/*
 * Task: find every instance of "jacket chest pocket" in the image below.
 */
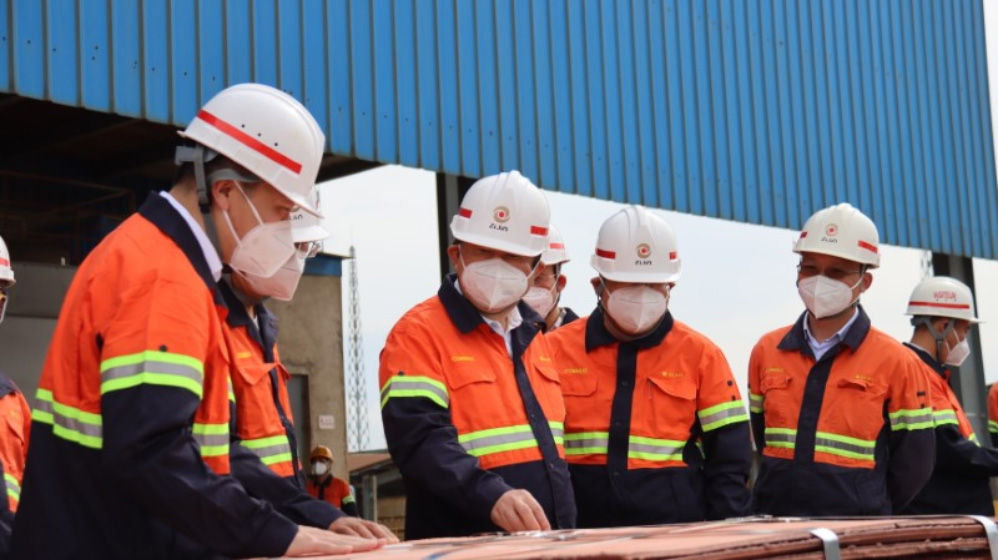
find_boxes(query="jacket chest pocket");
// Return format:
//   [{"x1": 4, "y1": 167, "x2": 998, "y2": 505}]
[
  {"x1": 447, "y1": 366, "x2": 498, "y2": 420},
  {"x1": 829, "y1": 377, "x2": 887, "y2": 435},
  {"x1": 645, "y1": 376, "x2": 697, "y2": 435},
  {"x1": 758, "y1": 373, "x2": 794, "y2": 427}
]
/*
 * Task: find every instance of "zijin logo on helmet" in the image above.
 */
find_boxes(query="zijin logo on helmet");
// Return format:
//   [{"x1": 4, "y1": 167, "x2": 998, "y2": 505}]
[
  {"x1": 821, "y1": 223, "x2": 839, "y2": 243},
  {"x1": 493, "y1": 207, "x2": 511, "y2": 223},
  {"x1": 634, "y1": 243, "x2": 653, "y2": 266}
]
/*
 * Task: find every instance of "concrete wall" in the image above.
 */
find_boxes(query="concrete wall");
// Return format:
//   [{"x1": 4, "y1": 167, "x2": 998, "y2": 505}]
[
  {"x1": 0, "y1": 262, "x2": 76, "y2": 400},
  {"x1": 268, "y1": 270, "x2": 349, "y2": 481}
]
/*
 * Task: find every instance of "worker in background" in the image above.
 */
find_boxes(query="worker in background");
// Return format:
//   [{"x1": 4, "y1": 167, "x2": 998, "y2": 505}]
[
  {"x1": 748, "y1": 203, "x2": 934, "y2": 516},
  {"x1": 547, "y1": 206, "x2": 751, "y2": 527},
  {"x1": 225, "y1": 190, "x2": 396, "y2": 540},
  {"x1": 988, "y1": 383, "x2": 998, "y2": 448},
  {"x1": 380, "y1": 171, "x2": 575, "y2": 539},
  {"x1": 0, "y1": 236, "x2": 32, "y2": 555},
  {"x1": 307, "y1": 445, "x2": 359, "y2": 517},
  {"x1": 10, "y1": 83, "x2": 381, "y2": 559},
  {"x1": 899, "y1": 276, "x2": 998, "y2": 515},
  {"x1": 522, "y1": 225, "x2": 579, "y2": 332}
]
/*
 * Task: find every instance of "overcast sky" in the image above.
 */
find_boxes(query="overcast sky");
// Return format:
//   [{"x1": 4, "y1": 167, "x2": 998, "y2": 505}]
[{"x1": 318, "y1": 6, "x2": 998, "y2": 452}]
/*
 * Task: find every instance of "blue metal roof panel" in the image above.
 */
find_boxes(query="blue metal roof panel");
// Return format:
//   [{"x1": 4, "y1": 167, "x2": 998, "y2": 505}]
[{"x1": 0, "y1": 0, "x2": 995, "y2": 258}]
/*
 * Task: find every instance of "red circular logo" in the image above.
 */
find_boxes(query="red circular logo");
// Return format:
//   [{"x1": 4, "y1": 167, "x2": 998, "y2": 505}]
[
  {"x1": 825, "y1": 224, "x2": 838, "y2": 237},
  {"x1": 636, "y1": 243, "x2": 652, "y2": 258},
  {"x1": 493, "y1": 206, "x2": 510, "y2": 223}
]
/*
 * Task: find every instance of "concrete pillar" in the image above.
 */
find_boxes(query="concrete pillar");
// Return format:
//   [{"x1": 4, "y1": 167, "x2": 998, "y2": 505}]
[{"x1": 268, "y1": 255, "x2": 350, "y2": 480}]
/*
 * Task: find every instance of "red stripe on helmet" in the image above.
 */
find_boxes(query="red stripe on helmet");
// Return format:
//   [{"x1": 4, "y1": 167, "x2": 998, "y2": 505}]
[
  {"x1": 530, "y1": 226, "x2": 548, "y2": 236},
  {"x1": 549, "y1": 243, "x2": 565, "y2": 250},
  {"x1": 857, "y1": 240, "x2": 878, "y2": 253},
  {"x1": 669, "y1": 251, "x2": 678, "y2": 260},
  {"x1": 196, "y1": 110, "x2": 304, "y2": 174},
  {"x1": 458, "y1": 208, "x2": 473, "y2": 218},
  {"x1": 799, "y1": 231, "x2": 808, "y2": 238},
  {"x1": 596, "y1": 248, "x2": 616, "y2": 259},
  {"x1": 908, "y1": 300, "x2": 971, "y2": 310},
  {"x1": 0, "y1": 258, "x2": 7, "y2": 267}
]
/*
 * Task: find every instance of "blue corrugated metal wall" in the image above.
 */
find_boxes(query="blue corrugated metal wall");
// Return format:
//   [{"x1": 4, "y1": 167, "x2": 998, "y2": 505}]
[{"x1": 1, "y1": 0, "x2": 995, "y2": 258}]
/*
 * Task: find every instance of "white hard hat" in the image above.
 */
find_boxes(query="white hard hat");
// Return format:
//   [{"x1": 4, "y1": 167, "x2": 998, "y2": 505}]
[
  {"x1": 0, "y1": 235, "x2": 13, "y2": 287},
  {"x1": 178, "y1": 83, "x2": 326, "y2": 217},
  {"x1": 591, "y1": 206, "x2": 681, "y2": 283},
  {"x1": 291, "y1": 188, "x2": 329, "y2": 244},
  {"x1": 793, "y1": 203, "x2": 880, "y2": 268},
  {"x1": 906, "y1": 276, "x2": 982, "y2": 323},
  {"x1": 541, "y1": 225, "x2": 570, "y2": 266},
  {"x1": 449, "y1": 170, "x2": 550, "y2": 257}
]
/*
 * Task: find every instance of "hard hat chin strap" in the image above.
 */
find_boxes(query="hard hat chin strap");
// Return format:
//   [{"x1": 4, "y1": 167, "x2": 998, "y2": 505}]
[
  {"x1": 913, "y1": 316, "x2": 954, "y2": 360},
  {"x1": 175, "y1": 145, "x2": 216, "y2": 214}
]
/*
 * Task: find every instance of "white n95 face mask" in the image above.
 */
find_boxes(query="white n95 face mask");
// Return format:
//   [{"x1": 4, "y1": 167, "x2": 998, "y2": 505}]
[
  {"x1": 223, "y1": 184, "x2": 299, "y2": 298},
  {"x1": 312, "y1": 462, "x2": 329, "y2": 476},
  {"x1": 460, "y1": 255, "x2": 531, "y2": 313},
  {"x1": 605, "y1": 285, "x2": 668, "y2": 334},
  {"x1": 944, "y1": 337, "x2": 971, "y2": 367},
  {"x1": 797, "y1": 275, "x2": 862, "y2": 319},
  {"x1": 522, "y1": 285, "x2": 557, "y2": 319}
]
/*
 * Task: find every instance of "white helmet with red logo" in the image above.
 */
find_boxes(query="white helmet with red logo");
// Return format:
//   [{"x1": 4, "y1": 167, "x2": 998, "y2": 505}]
[
  {"x1": 793, "y1": 203, "x2": 880, "y2": 268},
  {"x1": 541, "y1": 225, "x2": 570, "y2": 266},
  {"x1": 906, "y1": 276, "x2": 981, "y2": 323},
  {"x1": 177, "y1": 83, "x2": 325, "y2": 217},
  {"x1": 449, "y1": 170, "x2": 550, "y2": 257},
  {"x1": 591, "y1": 205, "x2": 681, "y2": 283},
  {"x1": 0, "y1": 235, "x2": 13, "y2": 287}
]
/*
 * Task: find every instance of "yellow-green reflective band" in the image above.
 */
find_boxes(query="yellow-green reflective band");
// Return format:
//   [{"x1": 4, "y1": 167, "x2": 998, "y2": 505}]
[
  {"x1": 698, "y1": 401, "x2": 749, "y2": 432},
  {"x1": 549, "y1": 421, "x2": 565, "y2": 446},
  {"x1": 989, "y1": 420, "x2": 998, "y2": 434},
  {"x1": 814, "y1": 431, "x2": 875, "y2": 461},
  {"x1": 749, "y1": 393, "x2": 764, "y2": 413},
  {"x1": 33, "y1": 389, "x2": 103, "y2": 449},
  {"x1": 241, "y1": 435, "x2": 293, "y2": 466},
  {"x1": 100, "y1": 350, "x2": 204, "y2": 398},
  {"x1": 628, "y1": 435, "x2": 685, "y2": 461},
  {"x1": 564, "y1": 431, "x2": 609, "y2": 455},
  {"x1": 342, "y1": 494, "x2": 356, "y2": 505},
  {"x1": 228, "y1": 379, "x2": 236, "y2": 403},
  {"x1": 379, "y1": 376, "x2": 448, "y2": 409},
  {"x1": 932, "y1": 409, "x2": 959, "y2": 428},
  {"x1": 970, "y1": 432, "x2": 981, "y2": 446},
  {"x1": 459, "y1": 424, "x2": 538, "y2": 457},
  {"x1": 4, "y1": 472, "x2": 19, "y2": 503},
  {"x1": 764, "y1": 427, "x2": 796, "y2": 450},
  {"x1": 193, "y1": 423, "x2": 229, "y2": 457},
  {"x1": 888, "y1": 408, "x2": 934, "y2": 431}
]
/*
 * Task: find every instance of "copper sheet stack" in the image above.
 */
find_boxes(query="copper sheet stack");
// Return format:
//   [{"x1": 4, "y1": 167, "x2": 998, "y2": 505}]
[{"x1": 272, "y1": 516, "x2": 998, "y2": 560}]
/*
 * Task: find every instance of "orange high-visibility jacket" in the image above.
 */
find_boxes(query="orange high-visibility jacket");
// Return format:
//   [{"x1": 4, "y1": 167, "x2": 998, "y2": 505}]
[
  {"x1": 548, "y1": 309, "x2": 752, "y2": 527},
  {"x1": 0, "y1": 375, "x2": 30, "y2": 515},
  {"x1": 307, "y1": 475, "x2": 358, "y2": 516},
  {"x1": 220, "y1": 280, "x2": 343, "y2": 529},
  {"x1": 9, "y1": 194, "x2": 297, "y2": 560},
  {"x1": 901, "y1": 343, "x2": 997, "y2": 516},
  {"x1": 748, "y1": 308, "x2": 935, "y2": 516},
  {"x1": 379, "y1": 275, "x2": 576, "y2": 539}
]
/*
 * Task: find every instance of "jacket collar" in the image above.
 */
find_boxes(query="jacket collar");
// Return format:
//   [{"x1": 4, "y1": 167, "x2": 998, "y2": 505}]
[
  {"x1": 584, "y1": 306, "x2": 674, "y2": 352},
  {"x1": 0, "y1": 374, "x2": 18, "y2": 398},
  {"x1": 139, "y1": 192, "x2": 225, "y2": 308},
  {"x1": 218, "y1": 279, "x2": 278, "y2": 360},
  {"x1": 904, "y1": 342, "x2": 949, "y2": 380},
  {"x1": 778, "y1": 305, "x2": 871, "y2": 354}
]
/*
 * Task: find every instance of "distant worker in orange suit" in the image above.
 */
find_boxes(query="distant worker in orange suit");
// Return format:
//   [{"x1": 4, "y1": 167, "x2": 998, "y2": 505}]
[
  {"x1": 0, "y1": 235, "x2": 31, "y2": 555},
  {"x1": 547, "y1": 206, "x2": 751, "y2": 527},
  {"x1": 307, "y1": 446, "x2": 359, "y2": 517},
  {"x1": 900, "y1": 276, "x2": 998, "y2": 516},
  {"x1": 748, "y1": 203, "x2": 934, "y2": 516},
  {"x1": 522, "y1": 225, "x2": 579, "y2": 332}
]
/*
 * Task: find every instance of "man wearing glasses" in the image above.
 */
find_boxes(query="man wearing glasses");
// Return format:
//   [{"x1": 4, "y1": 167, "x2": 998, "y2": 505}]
[{"x1": 748, "y1": 203, "x2": 934, "y2": 516}]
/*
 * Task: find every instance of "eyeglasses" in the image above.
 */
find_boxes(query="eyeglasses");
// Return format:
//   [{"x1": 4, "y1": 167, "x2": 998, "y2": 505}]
[
  {"x1": 295, "y1": 241, "x2": 321, "y2": 259},
  {"x1": 796, "y1": 264, "x2": 863, "y2": 281}
]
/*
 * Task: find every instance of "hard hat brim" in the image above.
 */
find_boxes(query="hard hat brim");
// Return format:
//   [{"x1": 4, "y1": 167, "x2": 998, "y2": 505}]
[{"x1": 452, "y1": 230, "x2": 544, "y2": 258}]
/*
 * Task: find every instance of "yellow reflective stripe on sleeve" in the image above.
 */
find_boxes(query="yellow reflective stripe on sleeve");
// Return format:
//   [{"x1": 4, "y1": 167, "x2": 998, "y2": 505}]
[
  {"x1": 888, "y1": 407, "x2": 934, "y2": 431},
  {"x1": 342, "y1": 494, "x2": 356, "y2": 505},
  {"x1": 240, "y1": 435, "x2": 293, "y2": 466},
  {"x1": 4, "y1": 472, "x2": 19, "y2": 504},
  {"x1": 100, "y1": 350, "x2": 204, "y2": 398},
  {"x1": 989, "y1": 419, "x2": 998, "y2": 434},
  {"x1": 698, "y1": 400, "x2": 749, "y2": 431},
  {"x1": 32, "y1": 388, "x2": 103, "y2": 449},
  {"x1": 193, "y1": 423, "x2": 229, "y2": 457},
  {"x1": 749, "y1": 393, "x2": 763, "y2": 413},
  {"x1": 379, "y1": 376, "x2": 448, "y2": 409}
]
